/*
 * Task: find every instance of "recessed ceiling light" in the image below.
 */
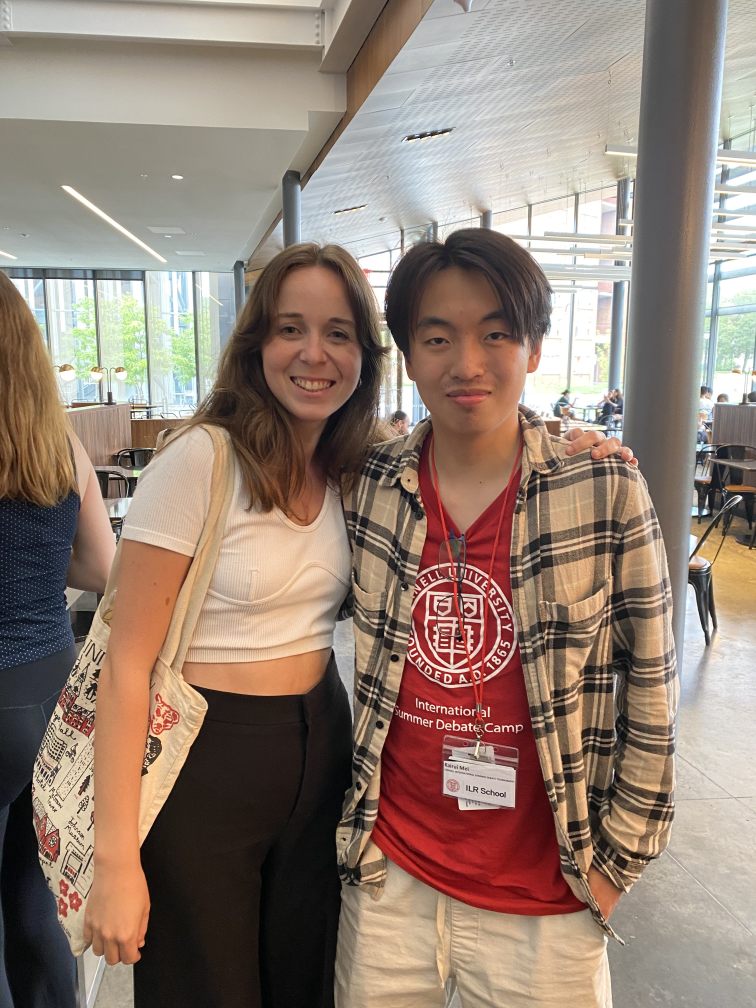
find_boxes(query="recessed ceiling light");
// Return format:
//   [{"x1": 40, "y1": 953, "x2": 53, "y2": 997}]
[
  {"x1": 61, "y1": 185, "x2": 167, "y2": 263},
  {"x1": 0, "y1": 249, "x2": 18, "y2": 260},
  {"x1": 402, "y1": 129, "x2": 454, "y2": 144},
  {"x1": 333, "y1": 205, "x2": 367, "y2": 215},
  {"x1": 172, "y1": 175, "x2": 184, "y2": 180}
]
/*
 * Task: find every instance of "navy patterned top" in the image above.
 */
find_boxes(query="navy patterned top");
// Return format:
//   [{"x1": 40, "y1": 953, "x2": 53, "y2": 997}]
[{"x1": 0, "y1": 489, "x2": 80, "y2": 669}]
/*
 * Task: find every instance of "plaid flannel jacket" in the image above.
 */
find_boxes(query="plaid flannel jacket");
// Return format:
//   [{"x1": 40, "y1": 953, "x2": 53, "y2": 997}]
[{"x1": 336, "y1": 407, "x2": 678, "y2": 937}]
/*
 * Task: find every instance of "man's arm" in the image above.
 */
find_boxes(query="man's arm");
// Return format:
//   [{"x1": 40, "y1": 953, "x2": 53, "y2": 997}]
[{"x1": 594, "y1": 469, "x2": 678, "y2": 894}]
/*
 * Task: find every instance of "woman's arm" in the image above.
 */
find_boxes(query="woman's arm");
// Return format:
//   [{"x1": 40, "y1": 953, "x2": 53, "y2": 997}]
[
  {"x1": 67, "y1": 433, "x2": 116, "y2": 593},
  {"x1": 85, "y1": 539, "x2": 192, "y2": 966}
]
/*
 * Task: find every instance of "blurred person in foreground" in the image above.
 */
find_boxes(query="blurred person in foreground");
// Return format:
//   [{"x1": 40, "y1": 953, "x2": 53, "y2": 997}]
[{"x1": 0, "y1": 271, "x2": 115, "y2": 1008}]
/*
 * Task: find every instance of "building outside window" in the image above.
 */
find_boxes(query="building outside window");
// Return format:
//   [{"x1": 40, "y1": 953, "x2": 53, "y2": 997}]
[
  {"x1": 46, "y1": 278, "x2": 99, "y2": 404},
  {"x1": 11, "y1": 277, "x2": 46, "y2": 341},
  {"x1": 195, "y1": 272, "x2": 236, "y2": 402},
  {"x1": 146, "y1": 271, "x2": 197, "y2": 413}
]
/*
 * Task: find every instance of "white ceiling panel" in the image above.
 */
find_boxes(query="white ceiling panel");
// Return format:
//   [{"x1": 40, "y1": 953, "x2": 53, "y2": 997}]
[{"x1": 283, "y1": 0, "x2": 756, "y2": 262}]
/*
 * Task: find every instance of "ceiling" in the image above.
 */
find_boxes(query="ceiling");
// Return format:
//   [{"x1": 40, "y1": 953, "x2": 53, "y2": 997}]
[
  {"x1": 0, "y1": 116, "x2": 327, "y2": 271},
  {"x1": 0, "y1": 0, "x2": 386, "y2": 271},
  {"x1": 255, "y1": 0, "x2": 756, "y2": 263}
]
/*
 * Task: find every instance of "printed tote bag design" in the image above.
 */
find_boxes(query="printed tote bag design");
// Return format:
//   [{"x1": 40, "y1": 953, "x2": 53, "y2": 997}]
[{"x1": 32, "y1": 424, "x2": 235, "y2": 955}]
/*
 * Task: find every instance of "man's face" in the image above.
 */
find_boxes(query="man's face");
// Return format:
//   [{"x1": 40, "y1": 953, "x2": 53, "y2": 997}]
[{"x1": 404, "y1": 267, "x2": 541, "y2": 440}]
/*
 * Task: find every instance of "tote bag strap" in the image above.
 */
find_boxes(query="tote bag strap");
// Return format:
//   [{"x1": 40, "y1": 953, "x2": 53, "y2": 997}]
[{"x1": 158, "y1": 424, "x2": 236, "y2": 673}]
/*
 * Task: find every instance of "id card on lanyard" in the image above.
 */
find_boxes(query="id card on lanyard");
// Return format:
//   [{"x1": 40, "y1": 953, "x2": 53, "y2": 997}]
[
  {"x1": 443, "y1": 737, "x2": 519, "y2": 810},
  {"x1": 429, "y1": 433, "x2": 523, "y2": 812}
]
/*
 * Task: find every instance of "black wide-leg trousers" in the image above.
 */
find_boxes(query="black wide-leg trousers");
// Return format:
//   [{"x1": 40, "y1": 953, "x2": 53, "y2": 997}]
[{"x1": 134, "y1": 655, "x2": 352, "y2": 1008}]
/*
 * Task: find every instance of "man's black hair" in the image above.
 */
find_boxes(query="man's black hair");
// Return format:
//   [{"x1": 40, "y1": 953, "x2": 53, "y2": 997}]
[{"x1": 384, "y1": 228, "x2": 552, "y2": 357}]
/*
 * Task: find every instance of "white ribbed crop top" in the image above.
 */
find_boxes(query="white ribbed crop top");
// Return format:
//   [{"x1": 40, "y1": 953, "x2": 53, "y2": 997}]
[{"x1": 120, "y1": 427, "x2": 351, "y2": 663}]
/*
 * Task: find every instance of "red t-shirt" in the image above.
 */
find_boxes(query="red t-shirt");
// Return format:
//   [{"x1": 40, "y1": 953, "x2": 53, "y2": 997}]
[{"x1": 372, "y1": 439, "x2": 584, "y2": 916}]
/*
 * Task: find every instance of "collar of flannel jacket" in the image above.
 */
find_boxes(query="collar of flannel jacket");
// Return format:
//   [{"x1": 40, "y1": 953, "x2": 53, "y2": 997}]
[{"x1": 376, "y1": 405, "x2": 565, "y2": 496}]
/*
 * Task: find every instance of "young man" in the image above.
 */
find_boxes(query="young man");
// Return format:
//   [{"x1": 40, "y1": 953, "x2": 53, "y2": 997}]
[
  {"x1": 699, "y1": 385, "x2": 713, "y2": 418},
  {"x1": 335, "y1": 229, "x2": 677, "y2": 1007}
]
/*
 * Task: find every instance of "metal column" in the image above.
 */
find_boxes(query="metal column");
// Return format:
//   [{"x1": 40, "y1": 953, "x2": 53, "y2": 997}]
[
  {"x1": 706, "y1": 139, "x2": 731, "y2": 388},
  {"x1": 282, "y1": 171, "x2": 301, "y2": 247},
  {"x1": 565, "y1": 192, "x2": 579, "y2": 389},
  {"x1": 609, "y1": 177, "x2": 630, "y2": 392},
  {"x1": 233, "y1": 260, "x2": 245, "y2": 318},
  {"x1": 624, "y1": 0, "x2": 728, "y2": 656},
  {"x1": 480, "y1": 210, "x2": 492, "y2": 229}
]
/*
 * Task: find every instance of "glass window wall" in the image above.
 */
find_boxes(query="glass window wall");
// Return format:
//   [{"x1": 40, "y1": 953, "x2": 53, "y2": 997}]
[
  {"x1": 46, "y1": 278, "x2": 100, "y2": 404},
  {"x1": 97, "y1": 279, "x2": 148, "y2": 403},
  {"x1": 195, "y1": 272, "x2": 236, "y2": 402},
  {"x1": 12, "y1": 277, "x2": 47, "y2": 342},
  {"x1": 3, "y1": 267, "x2": 234, "y2": 411},
  {"x1": 146, "y1": 271, "x2": 197, "y2": 414}
]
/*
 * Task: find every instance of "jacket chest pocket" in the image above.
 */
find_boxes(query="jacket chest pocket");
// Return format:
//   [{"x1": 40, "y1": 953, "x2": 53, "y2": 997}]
[{"x1": 538, "y1": 579, "x2": 613, "y2": 700}]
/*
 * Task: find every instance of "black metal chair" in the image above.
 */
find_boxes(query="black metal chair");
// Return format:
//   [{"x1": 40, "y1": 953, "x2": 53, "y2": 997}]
[
  {"x1": 95, "y1": 469, "x2": 128, "y2": 498},
  {"x1": 712, "y1": 444, "x2": 756, "y2": 538},
  {"x1": 114, "y1": 447, "x2": 155, "y2": 468},
  {"x1": 688, "y1": 495, "x2": 742, "y2": 645},
  {"x1": 693, "y1": 447, "x2": 715, "y2": 524}
]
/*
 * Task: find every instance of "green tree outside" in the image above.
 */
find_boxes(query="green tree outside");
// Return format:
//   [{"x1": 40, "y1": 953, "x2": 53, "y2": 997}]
[{"x1": 715, "y1": 289, "x2": 756, "y2": 372}]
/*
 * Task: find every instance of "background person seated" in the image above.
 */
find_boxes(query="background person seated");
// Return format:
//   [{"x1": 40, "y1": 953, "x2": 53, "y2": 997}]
[
  {"x1": 716, "y1": 393, "x2": 729, "y2": 403},
  {"x1": 699, "y1": 385, "x2": 713, "y2": 418},
  {"x1": 555, "y1": 388, "x2": 575, "y2": 419},
  {"x1": 597, "y1": 394, "x2": 616, "y2": 424}
]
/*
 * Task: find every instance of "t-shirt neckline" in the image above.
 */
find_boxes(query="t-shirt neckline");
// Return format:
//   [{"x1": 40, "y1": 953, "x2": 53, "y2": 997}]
[{"x1": 419, "y1": 438, "x2": 521, "y2": 542}]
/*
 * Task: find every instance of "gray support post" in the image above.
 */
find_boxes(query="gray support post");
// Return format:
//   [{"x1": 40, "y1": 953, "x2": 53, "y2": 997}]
[
  {"x1": 706, "y1": 139, "x2": 730, "y2": 388},
  {"x1": 624, "y1": 0, "x2": 728, "y2": 657},
  {"x1": 609, "y1": 178, "x2": 630, "y2": 392},
  {"x1": 566, "y1": 193, "x2": 579, "y2": 389},
  {"x1": 706, "y1": 261, "x2": 721, "y2": 389},
  {"x1": 480, "y1": 210, "x2": 492, "y2": 229},
  {"x1": 233, "y1": 260, "x2": 245, "y2": 318},
  {"x1": 282, "y1": 171, "x2": 301, "y2": 247},
  {"x1": 429, "y1": 221, "x2": 438, "y2": 242}
]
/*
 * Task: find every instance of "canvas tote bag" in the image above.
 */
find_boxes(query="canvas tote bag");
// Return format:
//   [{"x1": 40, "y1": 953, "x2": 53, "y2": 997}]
[{"x1": 32, "y1": 424, "x2": 236, "y2": 955}]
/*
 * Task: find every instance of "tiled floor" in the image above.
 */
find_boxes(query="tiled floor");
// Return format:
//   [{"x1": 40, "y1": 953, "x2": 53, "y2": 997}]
[{"x1": 89, "y1": 516, "x2": 756, "y2": 1008}]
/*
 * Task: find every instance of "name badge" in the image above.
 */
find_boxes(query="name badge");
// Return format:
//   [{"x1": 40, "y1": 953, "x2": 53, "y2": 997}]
[{"x1": 443, "y1": 757, "x2": 516, "y2": 809}]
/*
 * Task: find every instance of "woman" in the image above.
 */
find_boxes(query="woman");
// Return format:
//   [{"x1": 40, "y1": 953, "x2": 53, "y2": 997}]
[
  {"x1": 0, "y1": 271, "x2": 115, "y2": 1007},
  {"x1": 84, "y1": 244, "x2": 386, "y2": 1008}
]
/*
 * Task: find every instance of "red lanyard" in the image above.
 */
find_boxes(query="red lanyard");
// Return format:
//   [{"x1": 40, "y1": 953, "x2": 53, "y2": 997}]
[{"x1": 429, "y1": 432, "x2": 522, "y2": 740}]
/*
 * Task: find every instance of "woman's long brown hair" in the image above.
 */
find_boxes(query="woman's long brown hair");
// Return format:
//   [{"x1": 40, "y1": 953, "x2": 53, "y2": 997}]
[
  {"x1": 185, "y1": 243, "x2": 387, "y2": 512},
  {"x1": 0, "y1": 271, "x2": 77, "y2": 507}
]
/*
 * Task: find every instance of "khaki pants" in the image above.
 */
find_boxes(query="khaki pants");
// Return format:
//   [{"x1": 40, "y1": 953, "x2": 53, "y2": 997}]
[{"x1": 335, "y1": 858, "x2": 612, "y2": 1008}]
